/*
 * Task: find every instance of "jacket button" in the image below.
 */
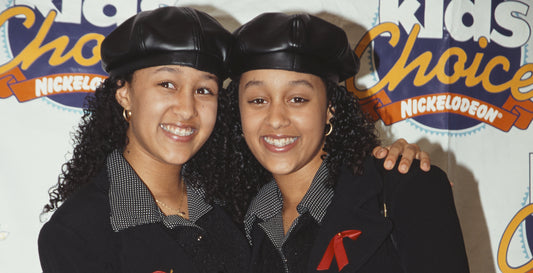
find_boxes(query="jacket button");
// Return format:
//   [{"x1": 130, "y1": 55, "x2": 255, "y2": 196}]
[{"x1": 197, "y1": 235, "x2": 203, "y2": 241}]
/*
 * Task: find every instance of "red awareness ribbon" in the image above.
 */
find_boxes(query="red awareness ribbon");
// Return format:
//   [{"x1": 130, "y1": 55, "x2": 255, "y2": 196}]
[{"x1": 317, "y1": 230, "x2": 362, "y2": 271}]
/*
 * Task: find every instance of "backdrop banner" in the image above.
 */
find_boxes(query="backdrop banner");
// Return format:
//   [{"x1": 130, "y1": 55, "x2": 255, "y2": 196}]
[{"x1": 0, "y1": 1, "x2": 531, "y2": 272}]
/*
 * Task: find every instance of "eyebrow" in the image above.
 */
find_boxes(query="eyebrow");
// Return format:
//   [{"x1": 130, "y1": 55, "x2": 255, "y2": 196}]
[
  {"x1": 154, "y1": 66, "x2": 182, "y2": 74},
  {"x1": 204, "y1": 74, "x2": 218, "y2": 82},
  {"x1": 243, "y1": 79, "x2": 314, "y2": 90},
  {"x1": 289, "y1": 79, "x2": 314, "y2": 88},
  {"x1": 243, "y1": 80, "x2": 264, "y2": 89}
]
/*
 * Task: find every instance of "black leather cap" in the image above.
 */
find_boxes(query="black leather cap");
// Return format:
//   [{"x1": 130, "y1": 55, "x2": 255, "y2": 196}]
[
  {"x1": 229, "y1": 13, "x2": 358, "y2": 82},
  {"x1": 101, "y1": 7, "x2": 233, "y2": 80}
]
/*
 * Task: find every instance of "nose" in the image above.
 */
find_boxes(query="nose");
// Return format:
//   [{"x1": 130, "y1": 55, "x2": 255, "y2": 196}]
[
  {"x1": 266, "y1": 101, "x2": 290, "y2": 129},
  {"x1": 172, "y1": 88, "x2": 197, "y2": 121}
]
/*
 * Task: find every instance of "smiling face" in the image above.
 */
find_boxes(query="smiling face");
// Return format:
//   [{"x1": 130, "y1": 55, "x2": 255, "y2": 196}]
[
  {"x1": 238, "y1": 69, "x2": 332, "y2": 179},
  {"x1": 116, "y1": 65, "x2": 219, "y2": 168}
]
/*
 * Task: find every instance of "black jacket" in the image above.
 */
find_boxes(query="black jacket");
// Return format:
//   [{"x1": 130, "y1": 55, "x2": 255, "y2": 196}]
[
  {"x1": 249, "y1": 158, "x2": 470, "y2": 273},
  {"x1": 38, "y1": 169, "x2": 250, "y2": 273}
]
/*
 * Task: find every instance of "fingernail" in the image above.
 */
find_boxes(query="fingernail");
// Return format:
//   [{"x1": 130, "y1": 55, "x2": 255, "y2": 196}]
[
  {"x1": 385, "y1": 160, "x2": 393, "y2": 169},
  {"x1": 400, "y1": 164, "x2": 407, "y2": 173}
]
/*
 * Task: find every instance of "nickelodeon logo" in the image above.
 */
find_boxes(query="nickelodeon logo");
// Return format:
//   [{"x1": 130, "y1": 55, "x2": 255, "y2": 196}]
[
  {"x1": 0, "y1": 67, "x2": 104, "y2": 102},
  {"x1": 401, "y1": 94, "x2": 500, "y2": 122},
  {"x1": 347, "y1": 0, "x2": 533, "y2": 132}
]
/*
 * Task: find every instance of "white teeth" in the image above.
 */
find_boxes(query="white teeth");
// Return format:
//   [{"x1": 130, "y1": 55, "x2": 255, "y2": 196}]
[
  {"x1": 160, "y1": 124, "x2": 194, "y2": 136},
  {"x1": 263, "y1": 136, "x2": 297, "y2": 147}
]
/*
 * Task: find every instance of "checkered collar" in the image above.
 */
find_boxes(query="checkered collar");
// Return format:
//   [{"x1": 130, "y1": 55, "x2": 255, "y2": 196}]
[
  {"x1": 106, "y1": 150, "x2": 212, "y2": 231},
  {"x1": 243, "y1": 160, "x2": 334, "y2": 241}
]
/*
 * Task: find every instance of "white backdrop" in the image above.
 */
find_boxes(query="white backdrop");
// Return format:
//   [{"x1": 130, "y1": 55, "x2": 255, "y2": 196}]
[{"x1": 0, "y1": 0, "x2": 532, "y2": 272}]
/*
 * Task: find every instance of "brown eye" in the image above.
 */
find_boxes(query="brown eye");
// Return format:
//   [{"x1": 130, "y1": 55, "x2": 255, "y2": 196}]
[
  {"x1": 249, "y1": 98, "x2": 267, "y2": 104},
  {"x1": 289, "y1": 97, "x2": 308, "y2": 103},
  {"x1": 196, "y1": 87, "x2": 214, "y2": 95},
  {"x1": 159, "y1": 82, "x2": 175, "y2": 89}
]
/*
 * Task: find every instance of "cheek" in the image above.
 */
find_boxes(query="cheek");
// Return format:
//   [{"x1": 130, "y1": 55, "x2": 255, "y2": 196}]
[
  {"x1": 238, "y1": 102, "x2": 252, "y2": 130},
  {"x1": 239, "y1": 109, "x2": 257, "y2": 134},
  {"x1": 297, "y1": 109, "x2": 327, "y2": 136},
  {"x1": 133, "y1": 92, "x2": 164, "y2": 112},
  {"x1": 131, "y1": 99, "x2": 159, "y2": 125},
  {"x1": 200, "y1": 101, "x2": 218, "y2": 127}
]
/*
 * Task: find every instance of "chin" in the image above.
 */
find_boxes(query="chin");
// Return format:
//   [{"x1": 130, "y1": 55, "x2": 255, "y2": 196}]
[
  {"x1": 162, "y1": 154, "x2": 193, "y2": 166},
  {"x1": 261, "y1": 163, "x2": 295, "y2": 177}
]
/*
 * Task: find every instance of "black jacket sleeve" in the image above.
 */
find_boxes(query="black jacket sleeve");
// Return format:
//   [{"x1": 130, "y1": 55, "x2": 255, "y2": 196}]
[
  {"x1": 38, "y1": 177, "x2": 115, "y2": 273},
  {"x1": 385, "y1": 162, "x2": 470, "y2": 273},
  {"x1": 38, "y1": 220, "x2": 115, "y2": 273}
]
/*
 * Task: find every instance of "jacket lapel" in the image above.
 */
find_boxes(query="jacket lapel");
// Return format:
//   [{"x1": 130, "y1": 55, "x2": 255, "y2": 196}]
[{"x1": 308, "y1": 158, "x2": 393, "y2": 272}]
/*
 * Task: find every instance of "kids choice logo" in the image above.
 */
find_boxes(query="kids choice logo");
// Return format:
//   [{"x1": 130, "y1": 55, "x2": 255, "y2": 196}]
[
  {"x1": 0, "y1": 0, "x2": 176, "y2": 109},
  {"x1": 498, "y1": 153, "x2": 533, "y2": 272},
  {"x1": 348, "y1": 0, "x2": 533, "y2": 132}
]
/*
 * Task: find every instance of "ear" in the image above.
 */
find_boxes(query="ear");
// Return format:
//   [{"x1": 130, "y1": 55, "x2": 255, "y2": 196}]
[
  {"x1": 115, "y1": 80, "x2": 132, "y2": 110},
  {"x1": 326, "y1": 104, "x2": 334, "y2": 124}
]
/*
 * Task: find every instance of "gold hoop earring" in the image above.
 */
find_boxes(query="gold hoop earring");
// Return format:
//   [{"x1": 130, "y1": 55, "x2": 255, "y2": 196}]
[
  {"x1": 122, "y1": 109, "x2": 131, "y2": 122},
  {"x1": 325, "y1": 123, "x2": 333, "y2": 136}
]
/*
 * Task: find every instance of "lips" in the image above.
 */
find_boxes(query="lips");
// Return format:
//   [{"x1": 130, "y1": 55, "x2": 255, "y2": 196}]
[
  {"x1": 160, "y1": 123, "x2": 195, "y2": 137},
  {"x1": 263, "y1": 136, "x2": 297, "y2": 147},
  {"x1": 261, "y1": 135, "x2": 298, "y2": 152}
]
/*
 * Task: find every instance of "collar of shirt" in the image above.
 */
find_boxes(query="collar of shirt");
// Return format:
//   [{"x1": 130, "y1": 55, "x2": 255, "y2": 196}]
[
  {"x1": 243, "y1": 160, "x2": 334, "y2": 242},
  {"x1": 107, "y1": 150, "x2": 212, "y2": 231}
]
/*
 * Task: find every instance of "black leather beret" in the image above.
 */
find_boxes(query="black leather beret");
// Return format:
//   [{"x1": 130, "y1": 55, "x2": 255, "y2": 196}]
[
  {"x1": 101, "y1": 7, "x2": 233, "y2": 79},
  {"x1": 229, "y1": 12, "x2": 358, "y2": 82}
]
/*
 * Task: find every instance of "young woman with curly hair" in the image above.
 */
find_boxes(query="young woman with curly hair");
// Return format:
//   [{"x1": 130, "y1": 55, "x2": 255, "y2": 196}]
[
  {"x1": 37, "y1": 7, "x2": 249, "y2": 273},
  {"x1": 223, "y1": 12, "x2": 470, "y2": 273},
  {"x1": 39, "y1": 6, "x2": 433, "y2": 273}
]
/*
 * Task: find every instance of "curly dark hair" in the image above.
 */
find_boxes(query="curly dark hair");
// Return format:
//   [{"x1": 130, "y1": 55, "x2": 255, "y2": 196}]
[
  {"x1": 43, "y1": 74, "x2": 241, "y2": 222},
  {"x1": 322, "y1": 79, "x2": 380, "y2": 183},
  {"x1": 219, "y1": 78, "x2": 380, "y2": 220},
  {"x1": 43, "y1": 75, "x2": 130, "y2": 213}
]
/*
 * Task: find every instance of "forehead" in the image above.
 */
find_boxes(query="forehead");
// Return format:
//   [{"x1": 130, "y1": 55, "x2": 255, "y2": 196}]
[
  {"x1": 133, "y1": 65, "x2": 219, "y2": 82},
  {"x1": 239, "y1": 69, "x2": 325, "y2": 91}
]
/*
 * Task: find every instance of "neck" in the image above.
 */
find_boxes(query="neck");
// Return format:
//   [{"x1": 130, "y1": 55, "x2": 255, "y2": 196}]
[
  {"x1": 274, "y1": 159, "x2": 323, "y2": 209},
  {"x1": 122, "y1": 148, "x2": 183, "y2": 198},
  {"x1": 275, "y1": 173, "x2": 312, "y2": 209},
  {"x1": 274, "y1": 158, "x2": 323, "y2": 234}
]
